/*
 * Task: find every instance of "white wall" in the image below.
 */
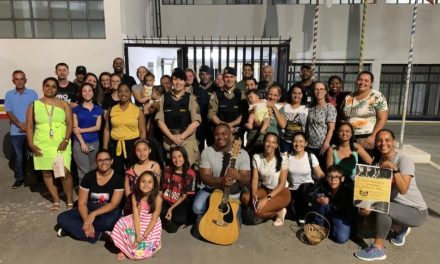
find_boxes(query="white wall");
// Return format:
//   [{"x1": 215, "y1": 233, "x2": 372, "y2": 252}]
[
  {"x1": 127, "y1": 47, "x2": 180, "y2": 83},
  {"x1": 1, "y1": 0, "x2": 439, "y2": 97},
  {"x1": 161, "y1": 1, "x2": 440, "y2": 69},
  {"x1": 0, "y1": 0, "x2": 124, "y2": 97}
]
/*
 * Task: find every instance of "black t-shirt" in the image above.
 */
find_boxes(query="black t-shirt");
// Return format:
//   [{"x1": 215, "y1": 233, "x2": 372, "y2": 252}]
[
  {"x1": 57, "y1": 81, "x2": 79, "y2": 103},
  {"x1": 294, "y1": 81, "x2": 315, "y2": 106},
  {"x1": 102, "y1": 93, "x2": 119, "y2": 110},
  {"x1": 122, "y1": 74, "x2": 137, "y2": 89},
  {"x1": 80, "y1": 170, "x2": 124, "y2": 205}
]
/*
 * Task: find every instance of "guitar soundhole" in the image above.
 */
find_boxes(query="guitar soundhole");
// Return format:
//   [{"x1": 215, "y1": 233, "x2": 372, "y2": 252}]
[{"x1": 218, "y1": 203, "x2": 228, "y2": 213}]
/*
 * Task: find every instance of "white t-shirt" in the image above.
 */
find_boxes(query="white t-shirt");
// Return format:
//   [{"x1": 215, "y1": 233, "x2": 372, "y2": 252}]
[
  {"x1": 252, "y1": 153, "x2": 288, "y2": 190},
  {"x1": 287, "y1": 152, "x2": 319, "y2": 190}
]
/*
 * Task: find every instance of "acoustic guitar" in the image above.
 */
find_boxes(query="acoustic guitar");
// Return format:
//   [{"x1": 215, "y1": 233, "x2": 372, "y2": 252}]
[{"x1": 198, "y1": 137, "x2": 242, "y2": 245}]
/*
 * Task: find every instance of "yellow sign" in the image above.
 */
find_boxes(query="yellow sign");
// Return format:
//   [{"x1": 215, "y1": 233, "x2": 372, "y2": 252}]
[
  {"x1": 354, "y1": 177, "x2": 391, "y2": 202},
  {"x1": 353, "y1": 164, "x2": 392, "y2": 214}
]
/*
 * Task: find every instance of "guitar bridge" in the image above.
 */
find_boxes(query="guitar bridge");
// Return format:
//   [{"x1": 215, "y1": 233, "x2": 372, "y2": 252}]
[{"x1": 212, "y1": 220, "x2": 228, "y2": 227}]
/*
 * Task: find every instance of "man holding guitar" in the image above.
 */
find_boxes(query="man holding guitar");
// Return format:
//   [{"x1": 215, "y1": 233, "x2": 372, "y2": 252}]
[{"x1": 192, "y1": 123, "x2": 250, "y2": 244}]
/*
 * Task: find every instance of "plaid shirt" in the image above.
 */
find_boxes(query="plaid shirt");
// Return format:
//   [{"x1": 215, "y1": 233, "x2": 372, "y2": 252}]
[{"x1": 161, "y1": 166, "x2": 196, "y2": 204}]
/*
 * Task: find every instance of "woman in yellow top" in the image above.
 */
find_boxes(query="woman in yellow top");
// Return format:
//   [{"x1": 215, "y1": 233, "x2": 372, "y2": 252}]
[
  {"x1": 26, "y1": 77, "x2": 74, "y2": 211},
  {"x1": 103, "y1": 83, "x2": 146, "y2": 177}
]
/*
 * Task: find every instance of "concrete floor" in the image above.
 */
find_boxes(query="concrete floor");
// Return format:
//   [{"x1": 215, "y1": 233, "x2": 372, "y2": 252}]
[{"x1": 0, "y1": 122, "x2": 439, "y2": 264}]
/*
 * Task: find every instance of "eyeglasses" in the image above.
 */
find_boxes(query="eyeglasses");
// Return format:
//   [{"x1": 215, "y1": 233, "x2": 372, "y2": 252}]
[
  {"x1": 97, "y1": 158, "x2": 112, "y2": 163},
  {"x1": 327, "y1": 176, "x2": 342, "y2": 181}
]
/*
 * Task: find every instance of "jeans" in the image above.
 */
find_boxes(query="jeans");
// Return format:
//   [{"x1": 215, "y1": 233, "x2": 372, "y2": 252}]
[
  {"x1": 314, "y1": 203, "x2": 351, "y2": 244},
  {"x1": 280, "y1": 139, "x2": 293, "y2": 154},
  {"x1": 192, "y1": 187, "x2": 242, "y2": 224},
  {"x1": 11, "y1": 135, "x2": 27, "y2": 181},
  {"x1": 57, "y1": 202, "x2": 122, "y2": 243},
  {"x1": 192, "y1": 188, "x2": 212, "y2": 215}
]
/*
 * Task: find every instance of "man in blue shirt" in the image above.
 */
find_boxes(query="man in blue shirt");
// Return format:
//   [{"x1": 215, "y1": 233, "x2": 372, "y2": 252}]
[{"x1": 5, "y1": 70, "x2": 38, "y2": 188}]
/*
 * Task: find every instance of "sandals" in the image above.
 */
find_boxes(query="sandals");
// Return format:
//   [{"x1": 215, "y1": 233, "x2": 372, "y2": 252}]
[
  {"x1": 273, "y1": 208, "x2": 287, "y2": 227},
  {"x1": 67, "y1": 203, "x2": 74, "y2": 210},
  {"x1": 50, "y1": 203, "x2": 60, "y2": 212}
]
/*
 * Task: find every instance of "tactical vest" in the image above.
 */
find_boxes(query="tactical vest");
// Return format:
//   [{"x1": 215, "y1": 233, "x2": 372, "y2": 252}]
[
  {"x1": 215, "y1": 89, "x2": 242, "y2": 123},
  {"x1": 163, "y1": 92, "x2": 191, "y2": 133}
]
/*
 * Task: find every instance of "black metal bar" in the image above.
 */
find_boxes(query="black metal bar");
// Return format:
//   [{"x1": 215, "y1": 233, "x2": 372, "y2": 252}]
[
  {"x1": 259, "y1": 46, "x2": 264, "y2": 80},
  {"x1": 234, "y1": 46, "x2": 238, "y2": 71},
  {"x1": 251, "y1": 46, "x2": 255, "y2": 66},
  {"x1": 193, "y1": 45, "x2": 197, "y2": 72},
  {"x1": 226, "y1": 45, "x2": 230, "y2": 67},
  {"x1": 201, "y1": 39, "x2": 205, "y2": 66},
  {"x1": 243, "y1": 37, "x2": 246, "y2": 66},
  {"x1": 218, "y1": 45, "x2": 222, "y2": 73},
  {"x1": 210, "y1": 37, "x2": 214, "y2": 69},
  {"x1": 268, "y1": 47, "x2": 272, "y2": 66}
]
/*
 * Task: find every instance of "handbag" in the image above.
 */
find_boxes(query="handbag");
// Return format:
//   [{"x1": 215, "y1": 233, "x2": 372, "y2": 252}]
[{"x1": 53, "y1": 152, "x2": 65, "y2": 178}]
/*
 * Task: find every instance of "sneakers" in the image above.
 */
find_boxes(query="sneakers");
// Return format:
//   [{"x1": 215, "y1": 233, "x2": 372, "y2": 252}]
[
  {"x1": 57, "y1": 228, "x2": 67, "y2": 238},
  {"x1": 12, "y1": 180, "x2": 24, "y2": 189},
  {"x1": 355, "y1": 244, "x2": 386, "y2": 261},
  {"x1": 391, "y1": 226, "x2": 411, "y2": 246}
]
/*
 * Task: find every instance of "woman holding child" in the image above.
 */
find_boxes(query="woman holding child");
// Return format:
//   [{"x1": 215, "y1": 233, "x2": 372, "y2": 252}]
[{"x1": 246, "y1": 84, "x2": 286, "y2": 149}]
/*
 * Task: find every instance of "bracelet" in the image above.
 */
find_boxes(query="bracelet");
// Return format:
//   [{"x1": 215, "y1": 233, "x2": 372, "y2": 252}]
[{"x1": 63, "y1": 138, "x2": 70, "y2": 142}]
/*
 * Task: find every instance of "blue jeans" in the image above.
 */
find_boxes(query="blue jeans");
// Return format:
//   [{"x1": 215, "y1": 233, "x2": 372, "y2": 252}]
[
  {"x1": 11, "y1": 135, "x2": 27, "y2": 181},
  {"x1": 57, "y1": 202, "x2": 122, "y2": 243},
  {"x1": 314, "y1": 203, "x2": 351, "y2": 244},
  {"x1": 280, "y1": 139, "x2": 293, "y2": 154},
  {"x1": 192, "y1": 187, "x2": 242, "y2": 224}
]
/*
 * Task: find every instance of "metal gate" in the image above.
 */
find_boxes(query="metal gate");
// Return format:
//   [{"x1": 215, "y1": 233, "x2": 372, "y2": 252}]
[{"x1": 124, "y1": 37, "x2": 291, "y2": 87}]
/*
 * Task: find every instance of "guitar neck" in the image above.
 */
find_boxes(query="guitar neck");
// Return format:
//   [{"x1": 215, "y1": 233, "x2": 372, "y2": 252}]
[{"x1": 222, "y1": 157, "x2": 237, "y2": 203}]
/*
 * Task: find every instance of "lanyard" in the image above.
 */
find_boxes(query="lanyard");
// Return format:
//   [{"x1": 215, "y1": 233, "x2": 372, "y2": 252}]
[{"x1": 43, "y1": 99, "x2": 55, "y2": 139}]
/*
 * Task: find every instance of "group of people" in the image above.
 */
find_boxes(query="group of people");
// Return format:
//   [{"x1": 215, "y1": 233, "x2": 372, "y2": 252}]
[{"x1": 4, "y1": 59, "x2": 427, "y2": 261}]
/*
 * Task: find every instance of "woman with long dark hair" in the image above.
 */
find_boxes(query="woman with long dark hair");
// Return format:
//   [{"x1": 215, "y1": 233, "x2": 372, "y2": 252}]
[
  {"x1": 160, "y1": 146, "x2": 196, "y2": 232},
  {"x1": 342, "y1": 71, "x2": 388, "y2": 152},
  {"x1": 241, "y1": 132, "x2": 291, "y2": 226},
  {"x1": 56, "y1": 150, "x2": 124, "y2": 242},
  {"x1": 355, "y1": 129, "x2": 427, "y2": 261},
  {"x1": 72, "y1": 83, "x2": 104, "y2": 182},
  {"x1": 326, "y1": 122, "x2": 372, "y2": 187},
  {"x1": 280, "y1": 84, "x2": 308, "y2": 154}
]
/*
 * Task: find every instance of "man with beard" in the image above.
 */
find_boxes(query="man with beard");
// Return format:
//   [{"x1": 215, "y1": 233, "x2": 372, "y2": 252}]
[
  {"x1": 257, "y1": 65, "x2": 286, "y2": 101},
  {"x1": 192, "y1": 123, "x2": 250, "y2": 238},
  {"x1": 294, "y1": 64, "x2": 315, "y2": 106},
  {"x1": 198, "y1": 65, "x2": 219, "y2": 94},
  {"x1": 73, "y1": 65, "x2": 87, "y2": 87},
  {"x1": 236, "y1": 63, "x2": 254, "y2": 95},
  {"x1": 112, "y1": 57, "x2": 136, "y2": 89},
  {"x1": 55, "y1": 62, "x2": 79, "y2": 108}
]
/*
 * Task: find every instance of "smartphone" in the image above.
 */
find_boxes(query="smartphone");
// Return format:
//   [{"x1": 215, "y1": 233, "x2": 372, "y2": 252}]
[{"x1": 88, "y1": 144, "x2": 95, "y2": 152}]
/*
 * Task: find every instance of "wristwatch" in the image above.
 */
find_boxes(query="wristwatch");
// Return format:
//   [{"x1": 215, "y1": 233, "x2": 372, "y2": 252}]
[{"x1": 393, "y1": 168, "x2": 400, "y2": 173}]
